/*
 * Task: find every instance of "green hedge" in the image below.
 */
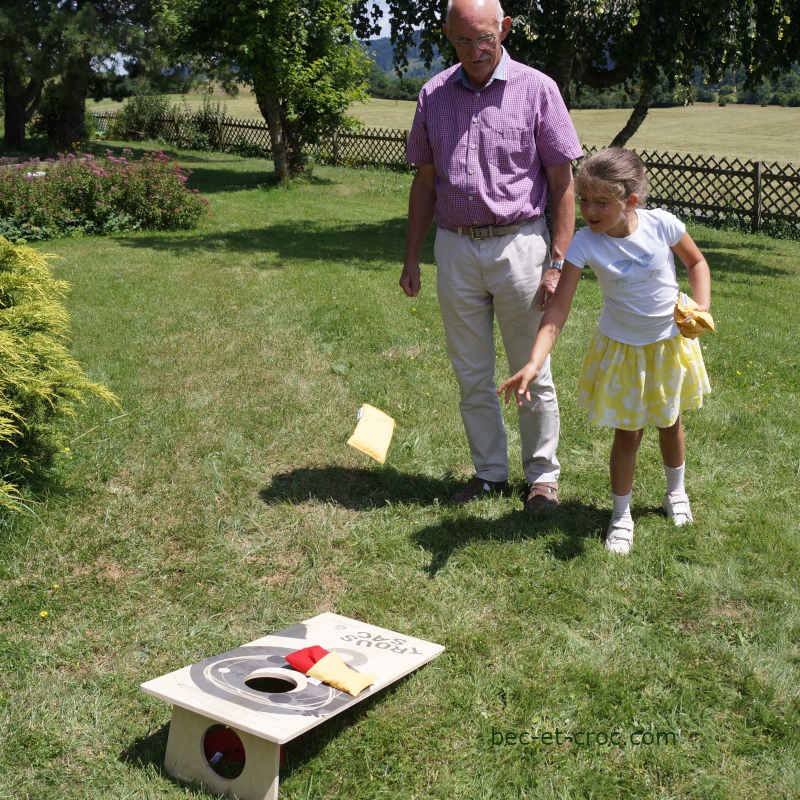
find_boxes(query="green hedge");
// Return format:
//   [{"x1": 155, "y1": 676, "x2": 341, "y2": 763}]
[{"x1": 0, "y1": 237, "x2": 118, "y2": 510}]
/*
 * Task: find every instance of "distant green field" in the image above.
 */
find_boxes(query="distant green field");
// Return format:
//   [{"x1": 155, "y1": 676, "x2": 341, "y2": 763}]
[
  {"x1": 88, "y1": 92, "x2": 800, "y2": 163},
  {"x1": 569, "y1": 104, "x2": 798, "y2": 163},
  {"x1": 351, "y1": 100, "x2": 800, "y2": 163}
]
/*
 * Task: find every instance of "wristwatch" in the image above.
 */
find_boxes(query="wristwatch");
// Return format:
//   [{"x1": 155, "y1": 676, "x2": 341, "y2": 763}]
[{"x1": 549, "y1": 259, "x2": 564, "y2": 272}]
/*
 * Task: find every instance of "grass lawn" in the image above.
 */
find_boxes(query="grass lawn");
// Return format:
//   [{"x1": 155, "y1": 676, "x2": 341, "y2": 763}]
[
  {"x1": 88, "y1": 91, "x2": 800, "y2": 163},
  {"x1": 1, "y1": 147, "x2": 799, "y2": 799}
]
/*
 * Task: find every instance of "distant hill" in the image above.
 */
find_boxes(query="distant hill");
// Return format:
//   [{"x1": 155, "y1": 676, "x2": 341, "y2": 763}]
[{"x1": 362, "y1": 32, "x2": 445, "y2": 78}]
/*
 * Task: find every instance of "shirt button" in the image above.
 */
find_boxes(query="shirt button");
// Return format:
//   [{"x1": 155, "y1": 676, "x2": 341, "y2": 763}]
[
  {"x1": 468, "y1": 168, "x2": 475, "y2": 175},
  {"x1": 470, "y1": 143, "x2": 477, "y2": 150},
  {"x1": 472, "y1": 116, "x2": 478, "y2": 124}
]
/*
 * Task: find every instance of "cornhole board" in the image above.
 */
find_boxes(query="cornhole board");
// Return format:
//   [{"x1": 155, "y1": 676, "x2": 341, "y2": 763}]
[{"x1": 141, "y1": 612, "x2": 444, "y2": 800}]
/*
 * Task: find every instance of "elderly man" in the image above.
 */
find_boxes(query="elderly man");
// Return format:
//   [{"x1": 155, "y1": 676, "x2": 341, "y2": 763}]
[{"x1": 400, "y1": 0, "x2": 583, "y2": 511}]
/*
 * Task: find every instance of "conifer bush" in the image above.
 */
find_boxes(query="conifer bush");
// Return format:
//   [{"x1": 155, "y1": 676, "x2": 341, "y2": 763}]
[{"x1": 0, "y1": 237, "x2": 118, "y2": 510}]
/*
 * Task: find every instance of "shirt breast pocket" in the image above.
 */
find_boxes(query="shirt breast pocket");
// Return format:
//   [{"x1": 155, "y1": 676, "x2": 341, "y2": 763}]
[{"x1": 483, "y1": 126, "x2": 533, "y2": 171}]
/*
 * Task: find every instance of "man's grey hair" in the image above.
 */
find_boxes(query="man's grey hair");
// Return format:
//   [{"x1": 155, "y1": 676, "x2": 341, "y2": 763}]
[{"x1": 445, "y1": 0, "x2": 506, "y2": 28}]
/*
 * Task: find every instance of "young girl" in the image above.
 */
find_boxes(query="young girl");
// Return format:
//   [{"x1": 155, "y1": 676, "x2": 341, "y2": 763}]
[{"x1": 499, "y1": 148, "x2": 711, "y2": 555}]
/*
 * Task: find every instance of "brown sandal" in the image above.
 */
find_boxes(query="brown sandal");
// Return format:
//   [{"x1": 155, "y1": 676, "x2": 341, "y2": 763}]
[
  {"x1": 524, "y1": 482, "x2": 559, "y2": 513},
  {"x1": 451, "y1": 476, "x2": 509, "y2": 505}
]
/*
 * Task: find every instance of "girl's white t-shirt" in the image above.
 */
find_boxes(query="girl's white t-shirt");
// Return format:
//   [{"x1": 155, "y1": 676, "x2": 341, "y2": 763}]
[{"x1": 565, "y1": 208, "x2": 685, "y2": 345}]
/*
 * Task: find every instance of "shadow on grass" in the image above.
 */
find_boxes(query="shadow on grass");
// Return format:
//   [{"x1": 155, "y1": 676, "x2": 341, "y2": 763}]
[
  {"x1": 114, "y1": 217, "x2": 790, "y2": 280},
  {"x1": 260, "y1": 465, "x2": 451, "y2": 510},
  {"x1": 260, "y1": 466, "x2": 607, "y2": 574},
  {"x1": 183, "y1": 167, "x2": 277, "y2": 193},
  {"x1": 699, "y1": 243, "x2": 792, "y2": 278},
  {"x1": 118, "y1": 722, "x2": 170, "y2": 775},
  {"x1": 116, "y1": 220, "x2": 410, "y2": 265},
  {"x1": 413, "y1": 501, "x2": 606, "y2": 576},
  {"x1": 185, "y1": 167, "x2": 336, "y2": 194}
]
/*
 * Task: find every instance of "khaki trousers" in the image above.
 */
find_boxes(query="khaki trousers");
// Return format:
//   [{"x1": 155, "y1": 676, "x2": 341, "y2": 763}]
[{"x1": 434, "y1": 218, "x2": 560, "y2": 484}]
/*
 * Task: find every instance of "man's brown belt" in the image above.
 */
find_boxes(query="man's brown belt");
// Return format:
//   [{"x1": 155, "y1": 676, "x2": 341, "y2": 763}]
[{"x1": 447, "y1": 221, "x2": 534, "y2": 239}]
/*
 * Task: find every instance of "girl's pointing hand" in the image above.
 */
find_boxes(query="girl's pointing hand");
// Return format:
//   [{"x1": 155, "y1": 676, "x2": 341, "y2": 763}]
[{"x1": 498, "y1": 363, "x2": 539, "y2": 407}]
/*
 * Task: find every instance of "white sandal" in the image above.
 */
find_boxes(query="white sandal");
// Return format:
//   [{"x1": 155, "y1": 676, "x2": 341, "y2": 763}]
[
  {"x1": 663, "y1": 492, "x2": 693, "y2": 526},
  {"x1": 605, "y1": 516, "x2": 634, "y2": 555}
]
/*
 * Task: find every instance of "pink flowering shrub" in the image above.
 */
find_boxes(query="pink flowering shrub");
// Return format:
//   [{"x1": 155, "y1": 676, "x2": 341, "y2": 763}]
[{"x1": 0, "y1": 149, "x2": 209, "y2": 242}]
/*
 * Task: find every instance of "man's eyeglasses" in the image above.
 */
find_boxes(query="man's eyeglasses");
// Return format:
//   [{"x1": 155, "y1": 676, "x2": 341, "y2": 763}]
[{"x1": 452, "y1": 32, "x2": 497, "y2": 49}]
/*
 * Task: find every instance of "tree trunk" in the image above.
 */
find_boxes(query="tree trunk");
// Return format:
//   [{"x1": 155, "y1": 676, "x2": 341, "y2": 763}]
[
  {"x1": 610, "y1": 80, "x2": 654, "y2": 148},
  {"x1": 49, "y1": 61, "x2": 89, "y2": 150},
  {"x1": 284, "y1": 119, "x2": 308, "y2": 177},
  {"x1": 2, "y1": 66, "x2": 41, "y2": 149},
  {"x1": 252, "y1": 73, "x2": 311, "y2": 180},
  {"x1": 3, "y1": 69, "x2": 27, "y2": 148},
  {"x1": 253, "y1": 80, "x2": 290, "y2": 181}
]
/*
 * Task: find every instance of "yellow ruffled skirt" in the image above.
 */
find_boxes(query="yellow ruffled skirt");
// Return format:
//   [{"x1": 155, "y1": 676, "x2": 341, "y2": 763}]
[{"x1": 578, "y1": 329, "x2": 711, "y2": 430}]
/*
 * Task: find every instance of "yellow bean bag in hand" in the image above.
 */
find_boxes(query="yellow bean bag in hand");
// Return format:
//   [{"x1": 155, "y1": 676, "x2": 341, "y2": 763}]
[{"x1": 674, "y1": 293, "x2": 716, "y2": 339}]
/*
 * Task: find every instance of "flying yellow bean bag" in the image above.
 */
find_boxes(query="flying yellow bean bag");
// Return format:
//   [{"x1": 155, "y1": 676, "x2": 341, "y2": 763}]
[{"x1": 346, "y1": 404, "x2": 395, "y2": 464}]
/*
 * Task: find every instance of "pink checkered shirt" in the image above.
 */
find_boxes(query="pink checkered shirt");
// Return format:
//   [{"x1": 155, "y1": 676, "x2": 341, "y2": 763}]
[{"x1": 407, "y1": 51, "x2": 583, "y2": 229}]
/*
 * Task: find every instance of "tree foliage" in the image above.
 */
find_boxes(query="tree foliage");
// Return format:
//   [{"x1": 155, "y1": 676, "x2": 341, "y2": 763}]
[
  {"x1": 1, "y1": 1, "x2": 158, "y2": 150},
  {"x1": 353, "y1": 0, "x2": 800, "y2": 146},
  {"x1": 160, "y1": 0, "x2": 372, "y2": 180},
  {"x1": 0, "y1": 0, "x2": 53, "y2": 147}
]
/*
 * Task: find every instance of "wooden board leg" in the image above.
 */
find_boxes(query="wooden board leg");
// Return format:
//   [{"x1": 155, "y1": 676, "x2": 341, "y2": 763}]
[{"x1": 164, "y1": 706, "x2": 280, "y2": 800}]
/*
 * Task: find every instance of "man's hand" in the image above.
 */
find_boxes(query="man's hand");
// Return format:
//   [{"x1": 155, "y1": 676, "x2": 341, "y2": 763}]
[
  {"x1": 535, "y1": 266, "x2": 561, "y2": 308},
  {"x1": 402, "y1": 164, "x2": 435, "y2": 298},
  {"x1": 399, "y1": 262, "x2": 421, "y2": 297}
]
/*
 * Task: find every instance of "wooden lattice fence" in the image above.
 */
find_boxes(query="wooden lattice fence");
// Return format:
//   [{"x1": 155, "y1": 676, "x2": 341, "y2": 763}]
[
  {"x1": 90, "y1": 111, "x2": 799, "y2": 235},
  {"x1": 90, "y1": 110, "x2": 116, "y2": 135},
  {"x1": 91, "y1": 110, "x2": 272, "y2": 155},
  {"x1": 311, "y1": 127, "x2": 408, "y2": 168},
  {"x1": 92, "y1": 111, "x2": 408, "y2": 165}
]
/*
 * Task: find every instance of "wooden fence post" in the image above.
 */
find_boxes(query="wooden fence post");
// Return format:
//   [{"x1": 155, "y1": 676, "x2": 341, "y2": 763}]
[{"x1": 752, "y1": 161, "x2": 763, "y2": 234}]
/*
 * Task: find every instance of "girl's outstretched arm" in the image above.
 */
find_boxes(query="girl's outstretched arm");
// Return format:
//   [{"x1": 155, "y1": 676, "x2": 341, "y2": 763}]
[
  {"x1": 498, "y1": 262, "x2": 582, "y2": 406},
  {"x1": 672, "y1": 232, "x2": 711, "y2": 310}
]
